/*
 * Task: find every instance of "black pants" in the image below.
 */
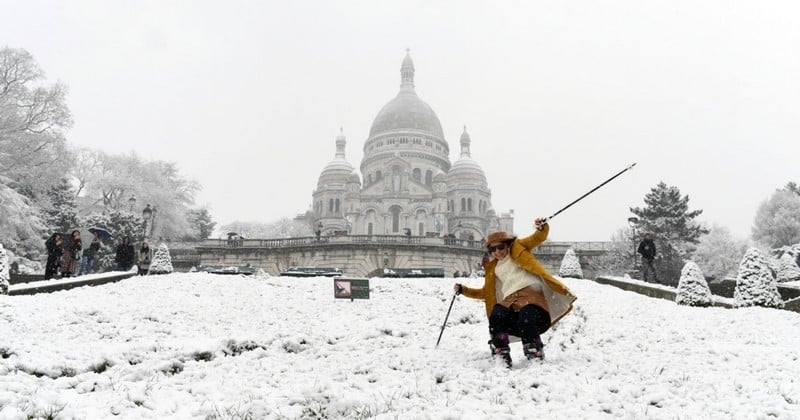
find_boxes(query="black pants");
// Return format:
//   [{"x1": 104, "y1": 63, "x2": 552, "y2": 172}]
[
  {"x1": 489, "y1": 304, "x2": 551, "y2": 347},
  {"x1": 642, "y1": 258, "x2": 658, "y2": 282}
]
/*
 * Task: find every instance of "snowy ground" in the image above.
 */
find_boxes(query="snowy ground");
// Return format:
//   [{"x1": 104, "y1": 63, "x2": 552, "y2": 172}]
[{"x1": 1, "y1": 273, "x2": 799, "y2": 419}]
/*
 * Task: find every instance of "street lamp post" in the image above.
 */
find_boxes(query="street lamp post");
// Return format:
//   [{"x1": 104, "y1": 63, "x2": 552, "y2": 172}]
[
  {"x1": 627, "y1": 216, "x2": 639, "y2": 274},
  {"x1": 128, "y1": 195, "x2": 136, "y2": 212},
  {"x1": 142, "y1": 204, "x2": 153, "y2": 241}
]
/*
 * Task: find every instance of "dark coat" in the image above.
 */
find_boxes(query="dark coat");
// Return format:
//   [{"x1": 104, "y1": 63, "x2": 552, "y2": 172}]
[
  {"x1": 84, "y1": 240, "x2": 100, "y2": 258},
  {"x1": 638, "y1": 238, "x2": 656, "y2": 260},
  {"x1": 115, "y1": 242, "x2": 135, "y2": 267}
]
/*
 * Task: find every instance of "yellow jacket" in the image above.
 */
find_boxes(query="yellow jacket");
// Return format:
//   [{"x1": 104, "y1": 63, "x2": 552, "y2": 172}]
[{"x1": 461, "y1": 224, "x2": 577, "y2": 327}]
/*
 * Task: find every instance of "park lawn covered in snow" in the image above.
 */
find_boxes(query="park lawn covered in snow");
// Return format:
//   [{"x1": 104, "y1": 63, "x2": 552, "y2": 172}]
[{"x1": 1, "y1": 273, "x2": 799, "y2": 419}]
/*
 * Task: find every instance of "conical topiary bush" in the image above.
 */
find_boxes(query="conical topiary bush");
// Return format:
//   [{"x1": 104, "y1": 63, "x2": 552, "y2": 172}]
[
  {"x1": 148, "y1": 244, "x2": 173, "y2": 275},
  {"x1": 558, "y1": 249, "x2": 583, "y2": 279},
  {"x1": 675, "y1": 261, "x2": 712, "y2": 307},
  {"x1": 776, "y1": 252, "x2": 800, "y2": 283},
  {"x1": 734, "y1": 247, "x2": 784, "y2": 308}
]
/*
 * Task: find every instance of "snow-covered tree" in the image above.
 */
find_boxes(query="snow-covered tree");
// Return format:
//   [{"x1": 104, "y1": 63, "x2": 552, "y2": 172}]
[
  {"x1": 42, "y1": 178, "x2": 80, "y2": 234},
  {"x1": 675, "y1": 261, "x2": 712, "y2": 307},
  {"x1": 83, "y1": 211, "x2": 143, "y2": 244},
  {"x1": 0, "y1": 47, "x2": 72, "y2": 259},
  {"x1": 148, "y1": 244, "x2": 173, "y2": 274},
  {"x1": 74, "y1": 149, "x2": 200, "y2": 241},
  {"x1": 692, "y1": 224, "x2": 750, "y2": 281},
  {"x1": 0, "y1": 182, "x2": 46, "y2": 259},
  {"x1": 630, "y1": 182, "x2": 709, "y2": 286},
  {"x1": 784, "y1": 181, "x2": 800, "y2": 197},
  {"x1": 751, "y1": 188, "x2": 800, "y2": 249},
  {"x1": 185, "y1": 207, "x2": 216, "y2": 241},
  {"x1": 559, "y1": 249, "x2": 583, "y2": 278},
  {"x1": 0, "y1": 47, "x2": 72, "y2": 181},
  {"x1": 776, "y1": 252, "x2": 800, "y2": 283},
  {"x1": 734, "y1": 247, "x2": 784, "y2": 308},
  {"x1": 0, "y1": 244, "x2": 9, "y2": 295}
]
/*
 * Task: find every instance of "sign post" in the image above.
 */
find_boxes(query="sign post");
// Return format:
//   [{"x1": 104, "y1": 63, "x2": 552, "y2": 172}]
[{"x1": 334, "y1": 277, "x2": 370, "y2": 301}]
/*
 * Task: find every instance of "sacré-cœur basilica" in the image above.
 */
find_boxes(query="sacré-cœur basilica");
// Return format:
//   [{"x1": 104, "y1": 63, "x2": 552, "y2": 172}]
[
  {"x1": 301, "y1": 51, "x2": 513, "y2": 242},
  {"x1": 195, "y1": 53, "x2": 598, "y2": 277}
]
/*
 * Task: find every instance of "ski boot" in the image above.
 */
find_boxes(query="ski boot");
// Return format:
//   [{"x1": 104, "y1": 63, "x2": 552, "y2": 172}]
[
  {"x1": 523, "y1": 336, "x2": 544, "y2": 360},
  {"x1": 489, "y1": 334, "x2": 512, "y2": 368}
]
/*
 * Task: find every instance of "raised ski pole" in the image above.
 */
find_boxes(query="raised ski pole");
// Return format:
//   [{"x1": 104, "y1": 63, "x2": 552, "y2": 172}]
[
  {"x1": 436, "y1": 290, "x2": 460, "y2": 348},
  {"x1": 541, "y1": 163, "x2": 637, "y2": 224}
]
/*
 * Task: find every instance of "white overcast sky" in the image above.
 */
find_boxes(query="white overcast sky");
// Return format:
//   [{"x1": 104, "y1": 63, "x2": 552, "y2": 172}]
[{"x1": 3, "y1": 0, "x2": 799, "y2": 241}]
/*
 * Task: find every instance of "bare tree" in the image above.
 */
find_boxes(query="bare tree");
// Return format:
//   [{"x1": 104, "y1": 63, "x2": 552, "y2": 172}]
[{"x1": 0, "y1": 47, "x2": 72, "y2": 177}]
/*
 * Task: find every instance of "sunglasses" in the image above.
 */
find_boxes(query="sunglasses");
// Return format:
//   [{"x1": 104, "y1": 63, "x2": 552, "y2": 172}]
[{"x1": 488, "y1": 243, "x2": 507, "y2": 252}]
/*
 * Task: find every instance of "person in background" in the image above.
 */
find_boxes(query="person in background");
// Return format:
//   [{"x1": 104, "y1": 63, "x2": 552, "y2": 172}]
[
  {"x1": 137, "y1": 241, "x2": 153, "y2": 276},
  {"x1": 115, "y1": 236, "x2": 135, "y2": 271},
  {"x1": 44, "y1": 232, "x2": 63, "y2": 280},
  {"x1": 60, "y1": 230, "x2": 82, "y2": 278},
  {"x1": 77, "y1": 231, "x2": 101, "y2": 276},
  {"x1": 453, "y1": 218, "x2": 577, "y2": 368},
  {"x1": 638, "y1": 232, "x2": 658, "y2": 282}
]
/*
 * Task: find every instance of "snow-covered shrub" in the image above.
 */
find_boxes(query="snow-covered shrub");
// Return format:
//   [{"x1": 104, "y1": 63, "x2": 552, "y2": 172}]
[
  {"x1": 148, "y1": 244, "x2": 173, "y2": 274},
  {"x1": 776, "y1": 252, "x2": 800, "y2": 283},
  {"x1": 254, "y1": 268, "x2": 269, "y2": 279},
  {"x1": 558, "y1": 249, "x2": 583, "y2": 279},
  {"x1": 734, "y1": 248, "x2": 784, "y2": 308},
  {"x1": 675, "y1": 261, "x2": 712, "y2": 307},
  {"x1": 0, "y1": 244, "x2": 9, "y2": 295}
]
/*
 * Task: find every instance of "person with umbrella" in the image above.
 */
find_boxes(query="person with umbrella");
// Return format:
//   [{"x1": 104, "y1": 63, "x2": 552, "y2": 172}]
[
  {"x1": 88, "y1": 226, "x2": 112, "y2": 241},
  {"x1": 77, "y1": 231, "x2": 102, "y2": 276}
]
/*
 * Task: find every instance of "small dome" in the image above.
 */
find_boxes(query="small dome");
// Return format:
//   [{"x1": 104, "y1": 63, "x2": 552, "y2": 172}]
[
  {"x1": 447, "y1": 126, "x2": 487, "y2": 186},
  {"x1": 447, "y1": 157, "x2": 487, "y2": 185},
  {"x1": 318, "y1": 129, "x2": 355, "y2": 187}
]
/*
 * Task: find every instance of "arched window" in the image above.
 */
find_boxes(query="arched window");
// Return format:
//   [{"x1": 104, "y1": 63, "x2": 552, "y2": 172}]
[
  {"x1": 412, "y1": 168, "x2": 421, "y2": 182},
  {"x1": 335, "y1": 198, "x2": 340, "y2": 213},
  {"x1": 425, "y1": 170, "x2": 432, "y2": 186},
  {"x1": 376, "y1": 170, "x2": 382, "y2": 180},
  {"x1": 367, "y1": 223, "x2": 373, "y2": 235},
  {"x1": 328, "y1": 199, "x2": 334, "y2": 212},
  {"x1": 418, "y1": 222, "x2": 424, "y2": 236},
  {"x1": 389, "y1": 205, "x2": 402, "y2": 233},
  {"x1": 468, "y1": 198, "x2": 473, "y2": 212},
  {"x1": 461, "y1": 198, "x2": 466, "y2": 211}
]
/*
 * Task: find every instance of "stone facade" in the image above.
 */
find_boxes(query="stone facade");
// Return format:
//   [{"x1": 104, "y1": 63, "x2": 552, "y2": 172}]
[
  {"x1": 303, "y1": 52, "x2": 513, "y2": 241},
  {"x1": 192, "y1": 236, "x2": 609, "y2": 279}
]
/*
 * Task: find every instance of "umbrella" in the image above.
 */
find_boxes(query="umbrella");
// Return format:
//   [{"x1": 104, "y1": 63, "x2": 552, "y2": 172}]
[{"x1": 88, "y1": 226, "x2": 113, "y2": 241}]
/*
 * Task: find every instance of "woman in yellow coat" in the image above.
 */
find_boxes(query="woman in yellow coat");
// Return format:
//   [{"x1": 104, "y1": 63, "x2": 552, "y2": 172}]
[{"x1": 454, "y1": 218, "x2": 577, "y2": 366}]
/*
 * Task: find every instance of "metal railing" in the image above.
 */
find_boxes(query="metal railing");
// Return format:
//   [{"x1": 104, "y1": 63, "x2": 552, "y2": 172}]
[
  {"x1": 197, "y1": 234, "x2": 486, "y2": 250},
  {"x1": 197, "y1": 235, "x2": 612, "y2": 252}
]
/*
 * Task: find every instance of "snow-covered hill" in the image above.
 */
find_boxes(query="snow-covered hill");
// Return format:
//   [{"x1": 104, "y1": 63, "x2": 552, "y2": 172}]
[{"x1": 1, "y1": 274, "x2": 798, "y2": 419}]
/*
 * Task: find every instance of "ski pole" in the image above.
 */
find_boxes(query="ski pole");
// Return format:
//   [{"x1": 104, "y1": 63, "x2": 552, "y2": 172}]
[
  {"x1": 435, "y1": 290, "x2": 460, "y2": 348},
  {"x1": 542, "y1": 162, "x2": 637, "y2": 224}
]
